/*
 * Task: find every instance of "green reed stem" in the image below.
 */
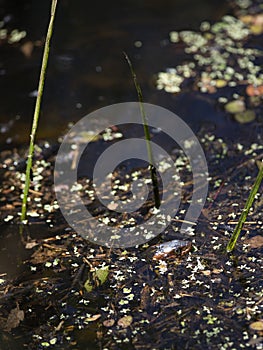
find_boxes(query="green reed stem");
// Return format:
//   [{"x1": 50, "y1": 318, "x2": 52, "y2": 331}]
[
  {"x1": 227, "y1": 161, "x2": 263, "y2": 252},
  {"x1": 21, "y1": 0, "x2": 58, "y2": 222},
  {"x1": 124, "y1": 52, "x2": 160, "y2": 208}
]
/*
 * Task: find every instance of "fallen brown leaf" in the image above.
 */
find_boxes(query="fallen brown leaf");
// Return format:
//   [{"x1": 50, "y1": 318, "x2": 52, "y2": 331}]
[
  {"x1": 4, "y1": 304, "x2": 24, "y2": 332},
  {"x1": 20, "y1": 41, "x2": 34, "y2": 58},
  {"x1": 84, "y1": 314, "x2": 101, "y2": 322},
  {"x1": 245, "y1": 235, "x2": 263, "y2": 249},
  {"x1": 103, "y1": 319, "x2": 115, "y2": 327},
  {"x1": 117, "y1": 315, "x2": 133, "y2": 328},
  {"x1": 249, "y1": 320, "x2": 263, "y2": 331}
]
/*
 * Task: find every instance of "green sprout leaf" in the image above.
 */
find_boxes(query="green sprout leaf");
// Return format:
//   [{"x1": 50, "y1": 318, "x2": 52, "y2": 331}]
[
  {"x1": 123, "y1": 52, "x2": 160, "y2": 208},
  {"x1": 95, "y1": 265, "x2": 109, "y2": 285},
  {"x1": 84, "y1": 279, "x2": 93, "y2": 292},
  {"x1": 84, "y1": 266, "x2": 109, "y2": 292},
  {"x1": 227, "y1": 161, "x2": 263, "y2": 252}
]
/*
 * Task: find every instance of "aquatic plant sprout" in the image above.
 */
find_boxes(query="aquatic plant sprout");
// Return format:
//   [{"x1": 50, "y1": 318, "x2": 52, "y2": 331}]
[
  {"x1": 54, "y1": 102, "x2": 209, "y2": 248},
  {"x1": 21, "y1": 0, "x2": 58, "y2": 223},
  {"x1": 227, "y1": 161, "x2": 263, "y2": 252},
  {"x1": 124, "y1": 52, "x2": 160, "y2": 209}
]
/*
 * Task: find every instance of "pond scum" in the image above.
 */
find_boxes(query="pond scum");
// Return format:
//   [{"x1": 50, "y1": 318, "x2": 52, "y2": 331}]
[{"x1": 0, "y1": 0, "x2": 263, "y2": 349}]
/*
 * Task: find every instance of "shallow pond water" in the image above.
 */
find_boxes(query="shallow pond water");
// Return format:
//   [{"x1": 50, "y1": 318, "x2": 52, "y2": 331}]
[
  {"x1": 0, "y1": 0, "x2": 263, "y2": 349},
  {"x1": 0, "y1": 0, "x2": 228, "y2": 145}
]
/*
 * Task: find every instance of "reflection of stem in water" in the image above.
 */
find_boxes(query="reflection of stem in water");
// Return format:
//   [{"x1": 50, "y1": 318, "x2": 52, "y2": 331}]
[{"x1": 124, "y1": 52, "x2": 160, "y2": 208}]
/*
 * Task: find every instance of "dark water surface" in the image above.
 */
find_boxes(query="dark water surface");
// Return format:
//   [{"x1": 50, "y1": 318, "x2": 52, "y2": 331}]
[
  {"x1": 0, "y1": 0, "x2": 228, "y2": 146},
  {"x1": 0, "y1": 0, "x2": 262, "y2": 350}
]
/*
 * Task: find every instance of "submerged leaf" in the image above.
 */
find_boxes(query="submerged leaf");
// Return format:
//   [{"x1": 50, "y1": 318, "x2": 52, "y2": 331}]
[
  {"x1": 234, "y1": 110, "x2": 256, "y2": 124},
  {"x1": 249, "y1": 320, "x2": 263, "y2": 331},
  {"x1": 78, "y1": 131, "x2": 101, "y2": 143},
  {"x1": 117, "y1": 315, "x2": 133, "y2": 328},
  {"x1": 5, "y1": 304, "x2": 24, "y2": 332},
  {"x1": 245, "y1": 235, "x2": 263, "y2": 249},
  {"x1": 225, "y1": 100, "x2": 245, "y2": 113},
  {"x1": 103, "y1": 319, "x2": 115, "y2": 327}
]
